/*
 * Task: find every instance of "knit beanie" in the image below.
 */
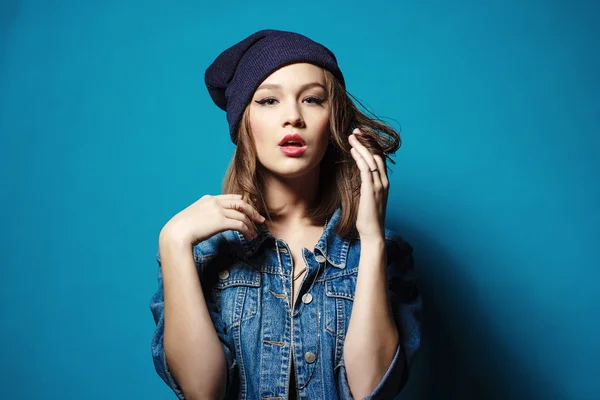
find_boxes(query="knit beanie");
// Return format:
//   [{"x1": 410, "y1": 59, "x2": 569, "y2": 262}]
[{"x1": 204, "y1": 29, "x2": 346, "y2": 144}]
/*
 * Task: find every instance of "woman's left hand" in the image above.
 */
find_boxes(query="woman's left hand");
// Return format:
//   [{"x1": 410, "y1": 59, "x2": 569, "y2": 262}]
[{"x1": 349, "y1": 128, "x2": 389, "y2": 241}]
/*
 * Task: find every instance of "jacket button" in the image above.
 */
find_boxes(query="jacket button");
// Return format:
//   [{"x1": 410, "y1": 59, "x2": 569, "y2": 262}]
[
  {"x1": 315, "y1": 255, "x2": 326, "y2": 263},
  {"x1": 218, "y1": 269, "x2": 230, "y2": 280},
  {"x1": 302, "y1": 293, "x2": 313, "y2": 304},
  {"x1": 304, "y1": 352, "x2": 317, "y2": 364}
]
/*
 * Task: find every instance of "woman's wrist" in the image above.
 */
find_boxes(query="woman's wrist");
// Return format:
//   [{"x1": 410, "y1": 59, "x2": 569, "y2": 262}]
[{"x1": 359, "y1": 234, "x2": 386, "y2": 248}]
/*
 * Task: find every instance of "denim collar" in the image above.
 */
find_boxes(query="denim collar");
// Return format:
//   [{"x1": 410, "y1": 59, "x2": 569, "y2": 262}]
[{"x1": 234, "y1": 205, "x2": 351, "y2": 269}]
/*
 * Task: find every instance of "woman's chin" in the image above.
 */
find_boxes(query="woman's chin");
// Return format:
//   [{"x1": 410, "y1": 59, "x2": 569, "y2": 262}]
[{"x1": 263, "y1": 162, "x2": 319, "y2": 180}]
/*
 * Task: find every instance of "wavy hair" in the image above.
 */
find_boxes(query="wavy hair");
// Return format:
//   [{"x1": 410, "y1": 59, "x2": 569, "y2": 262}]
[{"x1": 222, "y1": 69, "x2": 401, "y2": 238}]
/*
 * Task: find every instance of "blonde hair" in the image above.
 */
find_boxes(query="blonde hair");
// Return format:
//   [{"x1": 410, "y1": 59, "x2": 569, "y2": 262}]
[{"x1": 222, "y1": 69, "x2": 401, "y2": 238}]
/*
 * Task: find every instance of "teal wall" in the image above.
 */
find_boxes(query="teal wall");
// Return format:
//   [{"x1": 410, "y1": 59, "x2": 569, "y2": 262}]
[{"x1": 1, "y1": 1, "x2": 598, "y2": 399}]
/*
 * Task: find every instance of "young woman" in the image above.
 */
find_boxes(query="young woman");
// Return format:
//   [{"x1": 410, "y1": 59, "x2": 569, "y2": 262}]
[{"x1": 150, "y1": 29, "x2": 421, "y2": 400}]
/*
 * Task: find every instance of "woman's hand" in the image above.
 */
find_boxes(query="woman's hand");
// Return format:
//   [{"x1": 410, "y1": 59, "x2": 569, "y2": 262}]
[
  {"x1": 160, "y1": 194, "x2": 265, "y2": 246},
  {"x1": 349, "y1": 128, "x2": 389, "y2": 241}
]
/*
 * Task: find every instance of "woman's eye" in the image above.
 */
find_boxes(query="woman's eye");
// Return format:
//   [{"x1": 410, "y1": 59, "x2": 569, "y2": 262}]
[
  {"x1": 254, "y1": 97, "x2": 324, "y2": 106},
  {"x1": 305, "y1": 96, "x2": 324, "y2": 105},
  {"x1": 255, "y1": 98, "x2": 278, "y2": 106}
]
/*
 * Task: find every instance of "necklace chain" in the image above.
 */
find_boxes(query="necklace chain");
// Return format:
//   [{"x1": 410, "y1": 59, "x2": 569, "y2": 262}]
[
  {"x1": 292, "y1": 268, "x2": 306, "y2": 281},
  {"x1": 280, "y1": 217, "x2": 328, "y2": 281}
]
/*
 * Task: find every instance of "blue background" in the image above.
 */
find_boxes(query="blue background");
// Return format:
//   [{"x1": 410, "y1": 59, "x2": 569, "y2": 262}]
[{"x1": 1, "y1": 1, "x2": 598, "y2": 399}]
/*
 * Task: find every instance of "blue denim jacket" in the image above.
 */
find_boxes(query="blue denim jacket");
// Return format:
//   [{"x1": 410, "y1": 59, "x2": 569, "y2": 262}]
[{"x1": 150, "y1": 206, "x2": 421, "y2": 399}]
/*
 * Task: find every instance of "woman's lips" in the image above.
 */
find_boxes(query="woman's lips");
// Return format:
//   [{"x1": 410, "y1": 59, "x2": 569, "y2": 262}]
[{"x1": 279, "y1": 145, "x2": 307, "y2": 156}]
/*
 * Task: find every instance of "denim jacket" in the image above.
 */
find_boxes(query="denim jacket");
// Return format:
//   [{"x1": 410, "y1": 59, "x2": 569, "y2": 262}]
[{"x1": 150, "y1": 206, "x2": 421, "y2": 399}]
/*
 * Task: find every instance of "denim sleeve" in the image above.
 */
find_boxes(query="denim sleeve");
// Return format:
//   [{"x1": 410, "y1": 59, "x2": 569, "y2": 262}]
[
  {"x1": 149, "y1": 248, "x2": 238, "y2": 399},
  {"x1": 336, "y1": 236, "x2": 422, "y2": 400}
]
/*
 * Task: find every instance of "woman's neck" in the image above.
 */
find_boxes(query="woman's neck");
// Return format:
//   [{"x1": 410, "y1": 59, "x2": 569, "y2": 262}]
[{"x1": 262, "y1": 167, "x2": 321, "y2": 229}]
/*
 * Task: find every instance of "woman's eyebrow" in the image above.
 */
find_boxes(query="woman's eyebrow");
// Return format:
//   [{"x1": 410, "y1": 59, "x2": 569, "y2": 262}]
[{"x1": 255, "y1": 82, "x2": 326, "y2": 92}]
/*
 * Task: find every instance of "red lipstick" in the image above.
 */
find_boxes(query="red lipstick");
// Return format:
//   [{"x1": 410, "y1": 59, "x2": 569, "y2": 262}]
[
  {"x1": 278, "y1": 133, "x2": 307, "y2": 157},
  {"x1": 278, "y1": 133, "x2": 306, "y2": 146}
]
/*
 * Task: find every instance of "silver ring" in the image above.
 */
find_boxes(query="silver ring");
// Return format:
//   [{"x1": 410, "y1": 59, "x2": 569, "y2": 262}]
[{"x1": 370, "y1": 168, "x2": 378, "y2": 173}]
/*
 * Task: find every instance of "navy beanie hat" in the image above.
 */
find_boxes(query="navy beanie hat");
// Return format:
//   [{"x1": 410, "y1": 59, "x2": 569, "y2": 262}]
[{"x1": 204, "y1": 29, "x2": 346, "y2": 144}]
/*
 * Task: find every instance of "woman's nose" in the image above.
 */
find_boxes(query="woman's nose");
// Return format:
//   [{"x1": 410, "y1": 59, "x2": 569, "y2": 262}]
[{"x1": 282, "y1": 104, "x2": 304, "y2": 128}]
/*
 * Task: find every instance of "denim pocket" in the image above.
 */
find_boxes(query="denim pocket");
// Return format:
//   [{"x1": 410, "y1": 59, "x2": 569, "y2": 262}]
[
  {"x1": 324, "y1": 271, "x2": 357, "y2": 337},
  {"x1": 212, "y1": 260, "x2": 261, "y2": 330}
]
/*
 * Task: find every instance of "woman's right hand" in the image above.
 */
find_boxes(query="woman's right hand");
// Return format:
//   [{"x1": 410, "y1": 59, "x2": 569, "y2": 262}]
[{"x1": 160, "y1": 194, "x2": 266, "y2": 246}]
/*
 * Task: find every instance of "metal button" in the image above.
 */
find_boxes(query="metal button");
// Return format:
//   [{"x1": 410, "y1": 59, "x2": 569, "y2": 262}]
[
  {"x1": 218, "y1": 269, "x2": 229, "y2": 280},
  {"x1": 278, "y1": 247, "x2": 288, "y2": 253},
  {"x1": 315, "y1": 254, "x2": 326, "y2": 263},
  {"x1": 302, "y1": 293, "x2": 313, "y2": 304},
  {"x1": 304, "y1": 352, "x2": 317, "y2": 364}
]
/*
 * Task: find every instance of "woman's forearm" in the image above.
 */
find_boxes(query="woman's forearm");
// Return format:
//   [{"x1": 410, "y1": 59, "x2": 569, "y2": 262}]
[
  {"x1": 343, "y1": 237, "x2": 399, "y2": 399},
  {"x1": 159, "y1": 231, "x2": 227, "y2": 400}
]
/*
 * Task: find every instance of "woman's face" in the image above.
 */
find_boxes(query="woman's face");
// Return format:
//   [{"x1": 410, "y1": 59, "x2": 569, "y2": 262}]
[{"x1": 249, "y1": 63, "x2": 330, "y2": 179}]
